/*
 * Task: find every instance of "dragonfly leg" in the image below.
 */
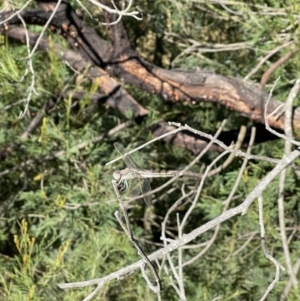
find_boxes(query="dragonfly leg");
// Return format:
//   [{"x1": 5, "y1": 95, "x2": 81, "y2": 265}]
[{"x1": 117, "y1": 179, "x2": 129, "y2": 194}]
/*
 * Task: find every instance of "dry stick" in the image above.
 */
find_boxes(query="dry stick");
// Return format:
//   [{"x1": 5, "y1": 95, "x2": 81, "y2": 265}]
[
  {"x1": 155, "y1": 122, "x2": 242, "y2": 181},
  {"x1": 105, "y1": 126, "x2": 185, "y2": 166},
  {"x1": 257, "y1": 196, "x2": 285, "y2": 301},
  {"x1": 259, "y1": 48, "x2": 298, "y2": 90},
  {"x1": 235, "y1": 231, "x2": 259, "y2": 241},
  {"x1": 184, "y1": 126, "x2": 255, "y2": 267},
  {"x1": 162, "y1": 263, "x2": 182, "y2": 297},
  {"x1": 160, "y1": 191, "x2": 194, "y2": 285},
  {"x1": 224, "y1": 126, "x2": 256, "y2": 208},
  {"x1": 126, "y1": 120, "x2": 228, "y2": 205},
  {"x1": 0, "y1": 99, "x2": 28, "y2": 111},
  {"x1": 161, "y1": 120, "x2": 226, "y2": 255},
  {"x1": 151, "y1": 186, "x2": 178, "y2": 206},
  {"x1": 86, "y1": 0, "x2": 142, "y2": 25},
  {"x1": 17, "y1": 0, "x2": 67, "y2": 118},
  {"x1": 82, "y1": 283, "x2": 102, "y2": 301},
  {"x1": 264, "y1": 78, "x2": 300, "y2": 147},
  {"x1": 0, "y1": 0, "x2": 33, "y2": 24},
  {"x1": 278, "y1": 79, "x2": 300, "y2": 291},
  {"x1": 159, "y1": 120, "x2": 228, "y2": 293},
  {"x1": 242, "y1": 244, "x2": 261, "y2": 260},
  {"x1": 165, "y1": 125, "x2": 247, "y2": 184},
  {"x1": 170, "y1": 37, "x2": 251, "y2": 57},
  {"x1": 112, "y1": 180, "x2": 162, "y2": 294},
  {"x1": 58, "y1": 147, "x2": 300, "y2": 293},
  {"x1": 225, "y1": 231, "x2": 257, "y2": 262},
  {"x1": 60, "y1": 78, "x2": 300, "y2": 294},
  {"x1": 177, "y1": 123, "x2": 280, "y2": 164},
  {"x1": 160, "y1": 191, "x2": 195, "y2": 238},
  {"x1": 244, "y1": 41, "x2": 295, "y2": 81},
  {"x1": 176, "y1": 212, "x2": 186, "y2": 301},
  {"x1": 160, "y1": 192, "x2": 194, "y2": 301},
  {"x1": 75, "y1": 0, "x2": 94, "y2": 19},
  {"x1": 106, "y1": 122, "x2": 280, "y2": 168},
  {"x1": 16, "y1": 14, "x2": 38, "y2": 118},
  {"x1": 219, "y1": 2, "x2": 243, "y2": 16},
  {"x1": 119, "y1": 121, "x2": 280, "y2": 204},
  {"x1": 20, "y1": 102, "x2": 47, "y2": 140},
  {"x1": 280, "y1": 258, "x2": 300, "y2": 301},
  {"x1": 180, "y1": 150, "x2": 231, "y2": 270},
  {"x1": 203, "y1": 125, "x2": 247, "y2": 178},
  {"x1": 180, "y1": 149, "x2": 231, "y2": 235},
  {"x1": 286, "y1": 227, "x2": 298, "y2": 244},
  {"x1": 211, "y1": 296, "x2": 222, "y2": 301},
  {"x1": 264, "y1": 78, "x2": 300, "y2": 299}
]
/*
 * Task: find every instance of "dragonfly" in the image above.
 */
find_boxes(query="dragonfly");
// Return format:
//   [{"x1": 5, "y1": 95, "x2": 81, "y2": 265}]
[{"x1": 113, "y1": 142, "x2": 180, "y2": 206}]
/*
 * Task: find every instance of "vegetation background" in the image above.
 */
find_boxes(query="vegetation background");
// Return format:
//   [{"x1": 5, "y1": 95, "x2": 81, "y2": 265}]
[{"x1": 0, "y1": 0, "x2": 300, "y2": 300}]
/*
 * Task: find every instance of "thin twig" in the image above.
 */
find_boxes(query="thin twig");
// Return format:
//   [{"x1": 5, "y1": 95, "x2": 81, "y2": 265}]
[
  {"x1": 112, "y1": 180, "x2": 162, "y2": 294},
  {"x1": 257, "y1": 196, "x2": 285, "y2": 301},
  {"x1": 277, "y1": 79, "x2": 300, "y2": 288},
  {"x1": 185, "y1": 126, "x2": 256, "y2": 266},
  {"x1": 264, "y1": 77, "x2": 300, "y2": 147},
  {"x1": 244, "y1": 41, "x2": 295, "y2": 81},
  {"x1": 59, "y1": 147, "x2": 300, "y2": 291}
]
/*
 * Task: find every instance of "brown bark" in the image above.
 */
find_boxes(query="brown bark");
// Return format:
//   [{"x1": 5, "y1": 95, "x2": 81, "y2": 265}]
[{"x1": 0, "y1": 0, "x2": 298, "y2": 160}]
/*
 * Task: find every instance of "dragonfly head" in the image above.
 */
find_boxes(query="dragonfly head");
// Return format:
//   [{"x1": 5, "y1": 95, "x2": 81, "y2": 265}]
[{"x1": 113, "y1": 170, "x2": 122, "y2": 180}]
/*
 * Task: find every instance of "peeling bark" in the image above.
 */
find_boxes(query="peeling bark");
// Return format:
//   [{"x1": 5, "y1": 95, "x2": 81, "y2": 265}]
[{"x1": 0, "y1": 0, "x2": 297, "y2": 161}]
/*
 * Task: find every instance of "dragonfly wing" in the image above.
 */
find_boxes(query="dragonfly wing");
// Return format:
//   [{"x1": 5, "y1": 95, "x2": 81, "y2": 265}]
[
  {"x1": 114, "y1": 142, "x2": 151, "y2": 206},
  {"x1": 114, "y1": 142, "x2": 140, "y2": 169},
  {"x1": 141, "y1": 178, "x2": 152, "y2": 206},
  {"x1": 123, "y1": 178, "x2": 151, "y2": 206},
  {"x1": 127, "y1": 178, "x2": 143, "y2": 198}
]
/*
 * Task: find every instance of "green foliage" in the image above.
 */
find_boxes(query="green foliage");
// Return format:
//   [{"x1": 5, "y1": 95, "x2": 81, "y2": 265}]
[{"x1": 1, "y1": 0, "x2": 300, "y2": 300}]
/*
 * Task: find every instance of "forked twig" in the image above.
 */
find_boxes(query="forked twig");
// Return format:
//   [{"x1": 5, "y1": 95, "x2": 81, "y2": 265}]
[
  {"x1": 111, "y1": 180, "x2": 162, "y2": 293},
  {"x1": 257, "y1": 196, "x2": 285, "y2": 301}
]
